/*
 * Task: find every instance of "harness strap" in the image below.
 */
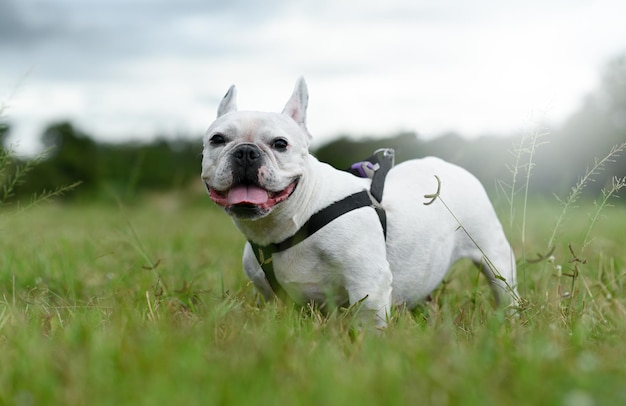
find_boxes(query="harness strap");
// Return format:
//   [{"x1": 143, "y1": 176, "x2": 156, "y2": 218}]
[
  {"x1": 249, "y1": 190, "x2": 383, "y2": 302},
  {"x1": 370, "y1": 149, "x2": 394, "y2": 203},
  {"x1": 349, "y1": 148, "x2": 394, "y2": 204},
  {"x1": 250, "y1": 149, "x2": 394, "y2": 302}
]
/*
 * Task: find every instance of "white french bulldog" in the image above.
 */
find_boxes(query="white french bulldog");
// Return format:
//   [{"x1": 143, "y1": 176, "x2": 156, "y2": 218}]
[{"x1": 201, "y1": 77, "x2": 518, "y2": 328}]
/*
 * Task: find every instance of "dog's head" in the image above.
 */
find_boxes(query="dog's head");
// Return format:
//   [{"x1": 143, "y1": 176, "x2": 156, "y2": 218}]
[{"x1": 201, "y1": 77, "x2": 311, "y2": 219}]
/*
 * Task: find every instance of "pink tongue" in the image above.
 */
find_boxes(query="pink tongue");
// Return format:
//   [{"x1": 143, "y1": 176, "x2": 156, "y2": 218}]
[{"x1": 227, "y1": 185, "x2": 269, "y2": 205}]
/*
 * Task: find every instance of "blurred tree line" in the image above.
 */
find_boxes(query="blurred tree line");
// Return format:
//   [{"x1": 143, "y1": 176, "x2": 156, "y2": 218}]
[
  {"x1": 1, "y1": 54, "x2": 625, "y2": 203},
  {"x1": 0, "y1": 122, "x2": 202, "y2": 202}
]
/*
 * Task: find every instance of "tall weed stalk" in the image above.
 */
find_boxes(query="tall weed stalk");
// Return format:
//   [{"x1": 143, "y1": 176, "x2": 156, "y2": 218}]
[
  {"x1": 497, "y1": 125, "x2": 548, "y2": 286},
  {"x1": 488, "y1": 125, "x2": 625, "y2": 324},
  {"x1": 514, "y1": 127, "x2": 547, "y2": 250},
  {"x1": 538, "y1": 142, "x2": 625, "y2": 324},
  {"x1": 1, "y1": 95, "x2": 79, "y2": 210},
  {"x1": 547, "y1": 142, "x2": 626, "y2": 249}
]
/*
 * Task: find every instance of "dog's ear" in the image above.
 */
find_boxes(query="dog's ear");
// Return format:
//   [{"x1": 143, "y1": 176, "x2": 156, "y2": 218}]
[
  {"x1": 282, "y1": 77, "x2": 309, "y2": 133},
  {"x1": 217, "y1": 85, "x2": 237, "y2": 117}
]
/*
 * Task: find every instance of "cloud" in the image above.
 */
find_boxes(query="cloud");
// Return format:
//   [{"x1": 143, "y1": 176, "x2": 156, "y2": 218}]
[
  {"x1": 3, "y1": 0, "x2": 626, "y2": 155},
  {"x1": 1, "y1": 0, "x2": 286, "y2": 70},
  {"x1": 0, "y1": 1, "x2": 67, "y2": 48}
]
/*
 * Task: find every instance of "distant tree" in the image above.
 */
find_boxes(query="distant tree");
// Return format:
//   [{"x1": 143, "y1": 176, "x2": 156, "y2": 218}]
[
  {"x1": 314, "y1": 131, "x2": 422, "y2": 169},
  {"x1": 12, "y1": 122, "x2": 98, "y2": 198},
  {"x1": 0, "y1": 122, "x2": 9, "y2": 149},
  {"x1": 45, "y1": 122, "x2": 98, "y2": 189}
]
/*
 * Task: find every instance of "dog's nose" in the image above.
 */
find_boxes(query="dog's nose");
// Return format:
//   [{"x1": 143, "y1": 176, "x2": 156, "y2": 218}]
[{"x1": 232, "y1": 144, "x2": 262, "y2": 167}]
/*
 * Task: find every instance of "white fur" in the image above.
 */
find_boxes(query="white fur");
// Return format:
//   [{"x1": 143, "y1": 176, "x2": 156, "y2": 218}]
[{"x1": 202, "y1": 78, "x2": 518, "y2": 328}]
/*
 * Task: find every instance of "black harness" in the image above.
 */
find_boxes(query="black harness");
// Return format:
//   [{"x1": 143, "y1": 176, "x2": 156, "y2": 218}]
[{"x1": 248, "y1": 149, "x2": 395, "y2": 302}]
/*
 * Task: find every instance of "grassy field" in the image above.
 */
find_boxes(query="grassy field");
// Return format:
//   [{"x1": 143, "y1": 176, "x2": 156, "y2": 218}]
[{"x1": 1, "y1": 192, "x2": 625, "y2": 405}]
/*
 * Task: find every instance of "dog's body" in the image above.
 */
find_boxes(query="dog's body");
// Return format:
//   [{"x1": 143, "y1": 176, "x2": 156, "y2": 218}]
[{"x1": 202, "y1": 78, "x2": 518, "y2": 327}]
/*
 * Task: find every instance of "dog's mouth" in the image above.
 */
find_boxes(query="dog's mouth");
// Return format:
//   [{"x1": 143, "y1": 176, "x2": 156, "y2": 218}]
[{"x1": 206, "y1": 180, "x2": 298, "y2": 217}]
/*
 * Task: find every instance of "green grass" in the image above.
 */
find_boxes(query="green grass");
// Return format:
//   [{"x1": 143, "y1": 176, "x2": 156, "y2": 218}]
[{"x1": 1, "y1": 194, "x2": 625, "y2": 405}]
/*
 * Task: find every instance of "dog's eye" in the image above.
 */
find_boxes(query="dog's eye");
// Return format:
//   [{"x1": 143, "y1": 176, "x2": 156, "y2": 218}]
[
  {"x1": 271, "y1": 138, "x2": 288, "y2": 151},
  {"x1": 209, "y1": 133, "x2": 226, "y2": 146}
]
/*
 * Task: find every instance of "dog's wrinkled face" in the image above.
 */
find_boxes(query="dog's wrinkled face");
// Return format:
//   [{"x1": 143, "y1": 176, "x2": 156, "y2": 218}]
[{"x1": 201, "y1": 78, "x2": 311, "y2": 219}]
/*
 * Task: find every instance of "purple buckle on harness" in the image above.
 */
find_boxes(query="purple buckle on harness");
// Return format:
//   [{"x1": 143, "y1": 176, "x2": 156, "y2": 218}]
[{"x1": 350, "y1": 161, "x2": 378, "y2": 178}]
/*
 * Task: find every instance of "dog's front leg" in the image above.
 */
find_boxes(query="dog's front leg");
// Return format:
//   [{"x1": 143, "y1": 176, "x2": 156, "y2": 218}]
[
  {"x1": 343, "y1": 261, "x2": 393, "y2": 330},
  {"x1": 337, "y1": 234, "x2": 393, "y2": 330}
]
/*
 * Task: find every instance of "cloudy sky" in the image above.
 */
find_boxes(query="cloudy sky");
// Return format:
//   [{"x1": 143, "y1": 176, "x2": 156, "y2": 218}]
[{"x1": 2, "y1": 0, "x2": 626, "y2": 154}]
